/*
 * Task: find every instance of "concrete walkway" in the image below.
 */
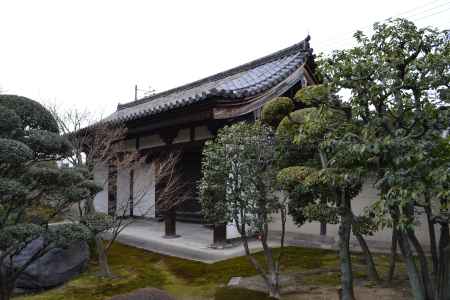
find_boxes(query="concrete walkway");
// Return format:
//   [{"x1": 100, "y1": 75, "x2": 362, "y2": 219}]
[
  {"x1": 109, "y1": 219, "x2": 273, "y2": 263},
  {"x1": 107, "y1": 219, "x2": 394, "y2": 264}
]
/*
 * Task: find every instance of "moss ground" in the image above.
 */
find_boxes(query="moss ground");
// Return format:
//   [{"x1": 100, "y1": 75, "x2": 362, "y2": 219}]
[{"x1": 15, "y1": 243, "x2": 406, "y2": 300}]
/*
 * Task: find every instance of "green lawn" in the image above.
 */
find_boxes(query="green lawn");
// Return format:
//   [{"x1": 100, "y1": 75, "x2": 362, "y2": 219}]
[{"x1": 15, "y1": 242, "x2": 401, "y2": 300}]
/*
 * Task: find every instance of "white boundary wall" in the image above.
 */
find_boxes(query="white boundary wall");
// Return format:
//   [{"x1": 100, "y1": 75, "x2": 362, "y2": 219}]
[{"x1": 270, "y1": 178, "x2": 434, "y2": 245}]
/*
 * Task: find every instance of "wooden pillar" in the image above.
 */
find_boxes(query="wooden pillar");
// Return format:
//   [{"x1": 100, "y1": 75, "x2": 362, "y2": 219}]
[
  {"x1": 320, "y1": 222, "x2": 327, "y2": 236},
  {"x1": 213, "y1": 223, "x2": 227, "y2": 246},
  {"x1": 107, "y1": 163, "x2": 117, "y2": 216},
  {"x1": 129, "y1": 169, "x2": 134, "y2": 217},
  {"x1": 163, "y1": 209, "x2": 180, "y2": 238}
]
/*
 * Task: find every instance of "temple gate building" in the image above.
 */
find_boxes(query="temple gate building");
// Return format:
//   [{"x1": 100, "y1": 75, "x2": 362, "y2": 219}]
[{"x1": 92, "y1": 36, "x2": 431, "y2": 246}]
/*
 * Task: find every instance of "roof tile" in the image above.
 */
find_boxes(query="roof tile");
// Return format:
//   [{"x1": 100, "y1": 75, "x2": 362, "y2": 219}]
[{"x1": 103, "y1": 36, "x2": 312, "y2": 124}]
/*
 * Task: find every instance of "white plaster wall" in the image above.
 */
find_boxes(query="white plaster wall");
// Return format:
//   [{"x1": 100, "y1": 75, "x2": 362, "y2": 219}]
[
  {"x1": 116, "y1": 167, "x2": 131, "y2": 216},
  {"x1": 133, "y1": 162, "x2": 156, "y2": 217},
  {"x1": 226, "y1": 222, "x2": 241, "y2": 239},
  {"x1": 93, "y1": 163, "x2": 108, "y2": 214},
  {"x1": 270, "y1": 179, "x2": 433, "y2": 245}
]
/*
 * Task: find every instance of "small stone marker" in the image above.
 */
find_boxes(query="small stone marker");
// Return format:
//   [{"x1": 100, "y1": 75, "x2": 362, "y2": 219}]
[{"x1": 228, "y1": 276, "x2": 241, "y2": 287}]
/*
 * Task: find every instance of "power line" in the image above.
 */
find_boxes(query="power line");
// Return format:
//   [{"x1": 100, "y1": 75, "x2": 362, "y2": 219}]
[
  {"x1": 313, "y1": 3, "x2": 450, "y2": 51},
  {"x1": 389, "y1": 0, "x2": 448, "y2": 17},
  {"x1": 314, "y1": 0, "x2": 449, "y2": 47},
  {"x1": 400, "y1": 1, "x2": 450, "y2": 19},
  {"x1": 412, "y1": 6, "x2": 450, "y2": 21}
]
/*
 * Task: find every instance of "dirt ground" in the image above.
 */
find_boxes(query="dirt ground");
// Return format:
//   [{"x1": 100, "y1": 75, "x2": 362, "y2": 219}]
[
  {"x1": 231, "y1": 268, "x2": 412, "y2": 300},
  {"x1": 281, "y1": 286, "x2": 410, "y2": 300}
]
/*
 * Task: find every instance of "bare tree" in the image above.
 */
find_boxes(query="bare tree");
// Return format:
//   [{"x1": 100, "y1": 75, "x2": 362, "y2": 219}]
[
  {"x1": 47, "y1": 105, "x2": 145, "y2": 277},
  {"x1": 48, "y1": 104, "x2": 191, "y2": 276}
]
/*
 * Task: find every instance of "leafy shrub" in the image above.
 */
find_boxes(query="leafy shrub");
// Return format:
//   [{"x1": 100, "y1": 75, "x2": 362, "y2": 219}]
[
  {"x1": 275, "y1": 107, "x2": 316, "y2": 141},
  {"x1": 293, "y1": 84, "x2": 333, "y2": 106},
  {"x1": 261, "y1": 96, "x2": 294, "y2": 128}
]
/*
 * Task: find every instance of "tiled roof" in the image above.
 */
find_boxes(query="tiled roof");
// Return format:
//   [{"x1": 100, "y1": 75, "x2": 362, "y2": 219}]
[{"x1": 103, "y1": 36, "x2": 312, "y2": 124}]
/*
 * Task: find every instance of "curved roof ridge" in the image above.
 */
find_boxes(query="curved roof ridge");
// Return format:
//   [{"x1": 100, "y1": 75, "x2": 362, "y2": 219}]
[{"x1": 117, "y1": 36, "x2": 311, "y2": 110}]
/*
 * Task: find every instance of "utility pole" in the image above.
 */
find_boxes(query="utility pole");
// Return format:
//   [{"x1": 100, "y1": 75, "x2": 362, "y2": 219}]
[
  {"x1": 134, "y1": 84, "x2": 138, "y2": 101},
  {"x1": 134, "y1": 84, "x2": 155, "y2": 101}
]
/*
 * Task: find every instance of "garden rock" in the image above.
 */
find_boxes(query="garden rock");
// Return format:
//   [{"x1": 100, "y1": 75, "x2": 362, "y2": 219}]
[
  {"x1": 12, "y1": 238, "x2": 89, "y2": 291},
  {"x1": 108, "y1": 288, "x2": 176, "y2": 300}
]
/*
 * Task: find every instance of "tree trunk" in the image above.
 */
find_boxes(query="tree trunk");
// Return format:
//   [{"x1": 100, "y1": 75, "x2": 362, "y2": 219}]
[
  {"x1": 0, "y1": 274, "x2": 13, "y2": 300},
  {"x1": 338, "y1": 193, "x2": 355, "y2": 300},
  {"x1": 238, "y1": 223, "x2": 274, "y2": 298},
  {"x1": 95, "y1": 236, "x2": 112, "y2": 277},
  {"x1": 263, "y1": 245, "x2": 281, "y2": 299},
  {"x1": 267, "y1": 272, "x2": 281, "y2": 300},
  {"x1": 163, "y1": 209, "x2": 179, "y2": 238},
  {"x1": 407, "y1": 230, "x2": 434, "y2": 300},
  {"x1": 260, "y1": 223, "x2": 281, "y2": 300},
  {"x1": 354, "y1": 232, "x2": 380, "y2": 282},
  {"x1": 318, "y1": 150, "x2": 328, "y2": 238},
  {"x1": 0, "y1": 259, "x2": 15, "y2": 300},
  {"x1": 86, "y1": 197, "x2": 95, "y2": 215},
  {"x1": 424, "y1": 194, "x2": 438, "y2": 277},
  {"x1": 0, "y1": 288, "x2": 12, "y2": 300},
  {"x1": 388, "y1": 228, "x2": 398, "y2": 283},
  {"x1": 437, "y1": 223, "x2": 450, "y2": 300},
  {"x1": 398, "y1": 231, "x2": 425, "y2": 300}
]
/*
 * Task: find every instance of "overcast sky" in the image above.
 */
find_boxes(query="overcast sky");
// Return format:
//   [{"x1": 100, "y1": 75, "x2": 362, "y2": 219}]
[{"x1": 0, "y1": 0, "x2": 448, "y2": 117}]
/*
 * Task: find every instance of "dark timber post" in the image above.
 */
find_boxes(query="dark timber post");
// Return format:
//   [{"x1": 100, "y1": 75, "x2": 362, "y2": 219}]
[
  {"x1": 107, "y1": 163, "x2": 117, "y2": 216},
  {"x1": 163, "y1": 208, "x2": 179, "y2": 238},
  {"x1": 213, "y1": 223, "x2": 227, "y2": 247},
  {"x1": 320, "y1": 222, "x2": 327, "y2": 235},
  {"x1": 158, "y1": 130, "x2": 182, "y2": 239},
  {"x1": 129, "y1": 169, "x2": 134, "y2": 217}
]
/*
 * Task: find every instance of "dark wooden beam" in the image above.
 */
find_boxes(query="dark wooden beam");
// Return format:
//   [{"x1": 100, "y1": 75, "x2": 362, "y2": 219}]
[
  {"x1": 126, "y1": 106, "x2": 214, "y2": 136},
  {"x1": 159, "y1": 127, "x2": 179, "y2": 145},
  {"x1": 138, "y1": 140, "x2": 206, "y2": 156}
]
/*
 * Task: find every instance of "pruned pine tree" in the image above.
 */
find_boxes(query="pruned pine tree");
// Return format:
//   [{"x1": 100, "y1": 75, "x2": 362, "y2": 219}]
[
  {"x1": 262, "y1": 85, "x2": 380, "y2": 299},
  {"x1": 320, "y1": 19, "x2": 450, "y2": 300},
  {"x1": 0, "y1": 95, "x2": 99, "y2": 300}
]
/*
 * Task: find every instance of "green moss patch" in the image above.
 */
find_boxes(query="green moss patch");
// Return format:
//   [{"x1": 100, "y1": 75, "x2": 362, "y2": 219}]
[
  {"x1": 16, "y1": 243, "x2": 407, "y2": 300},
  {"x1": 163, "y1": 246, "x2": 335, "y2": 286}
]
